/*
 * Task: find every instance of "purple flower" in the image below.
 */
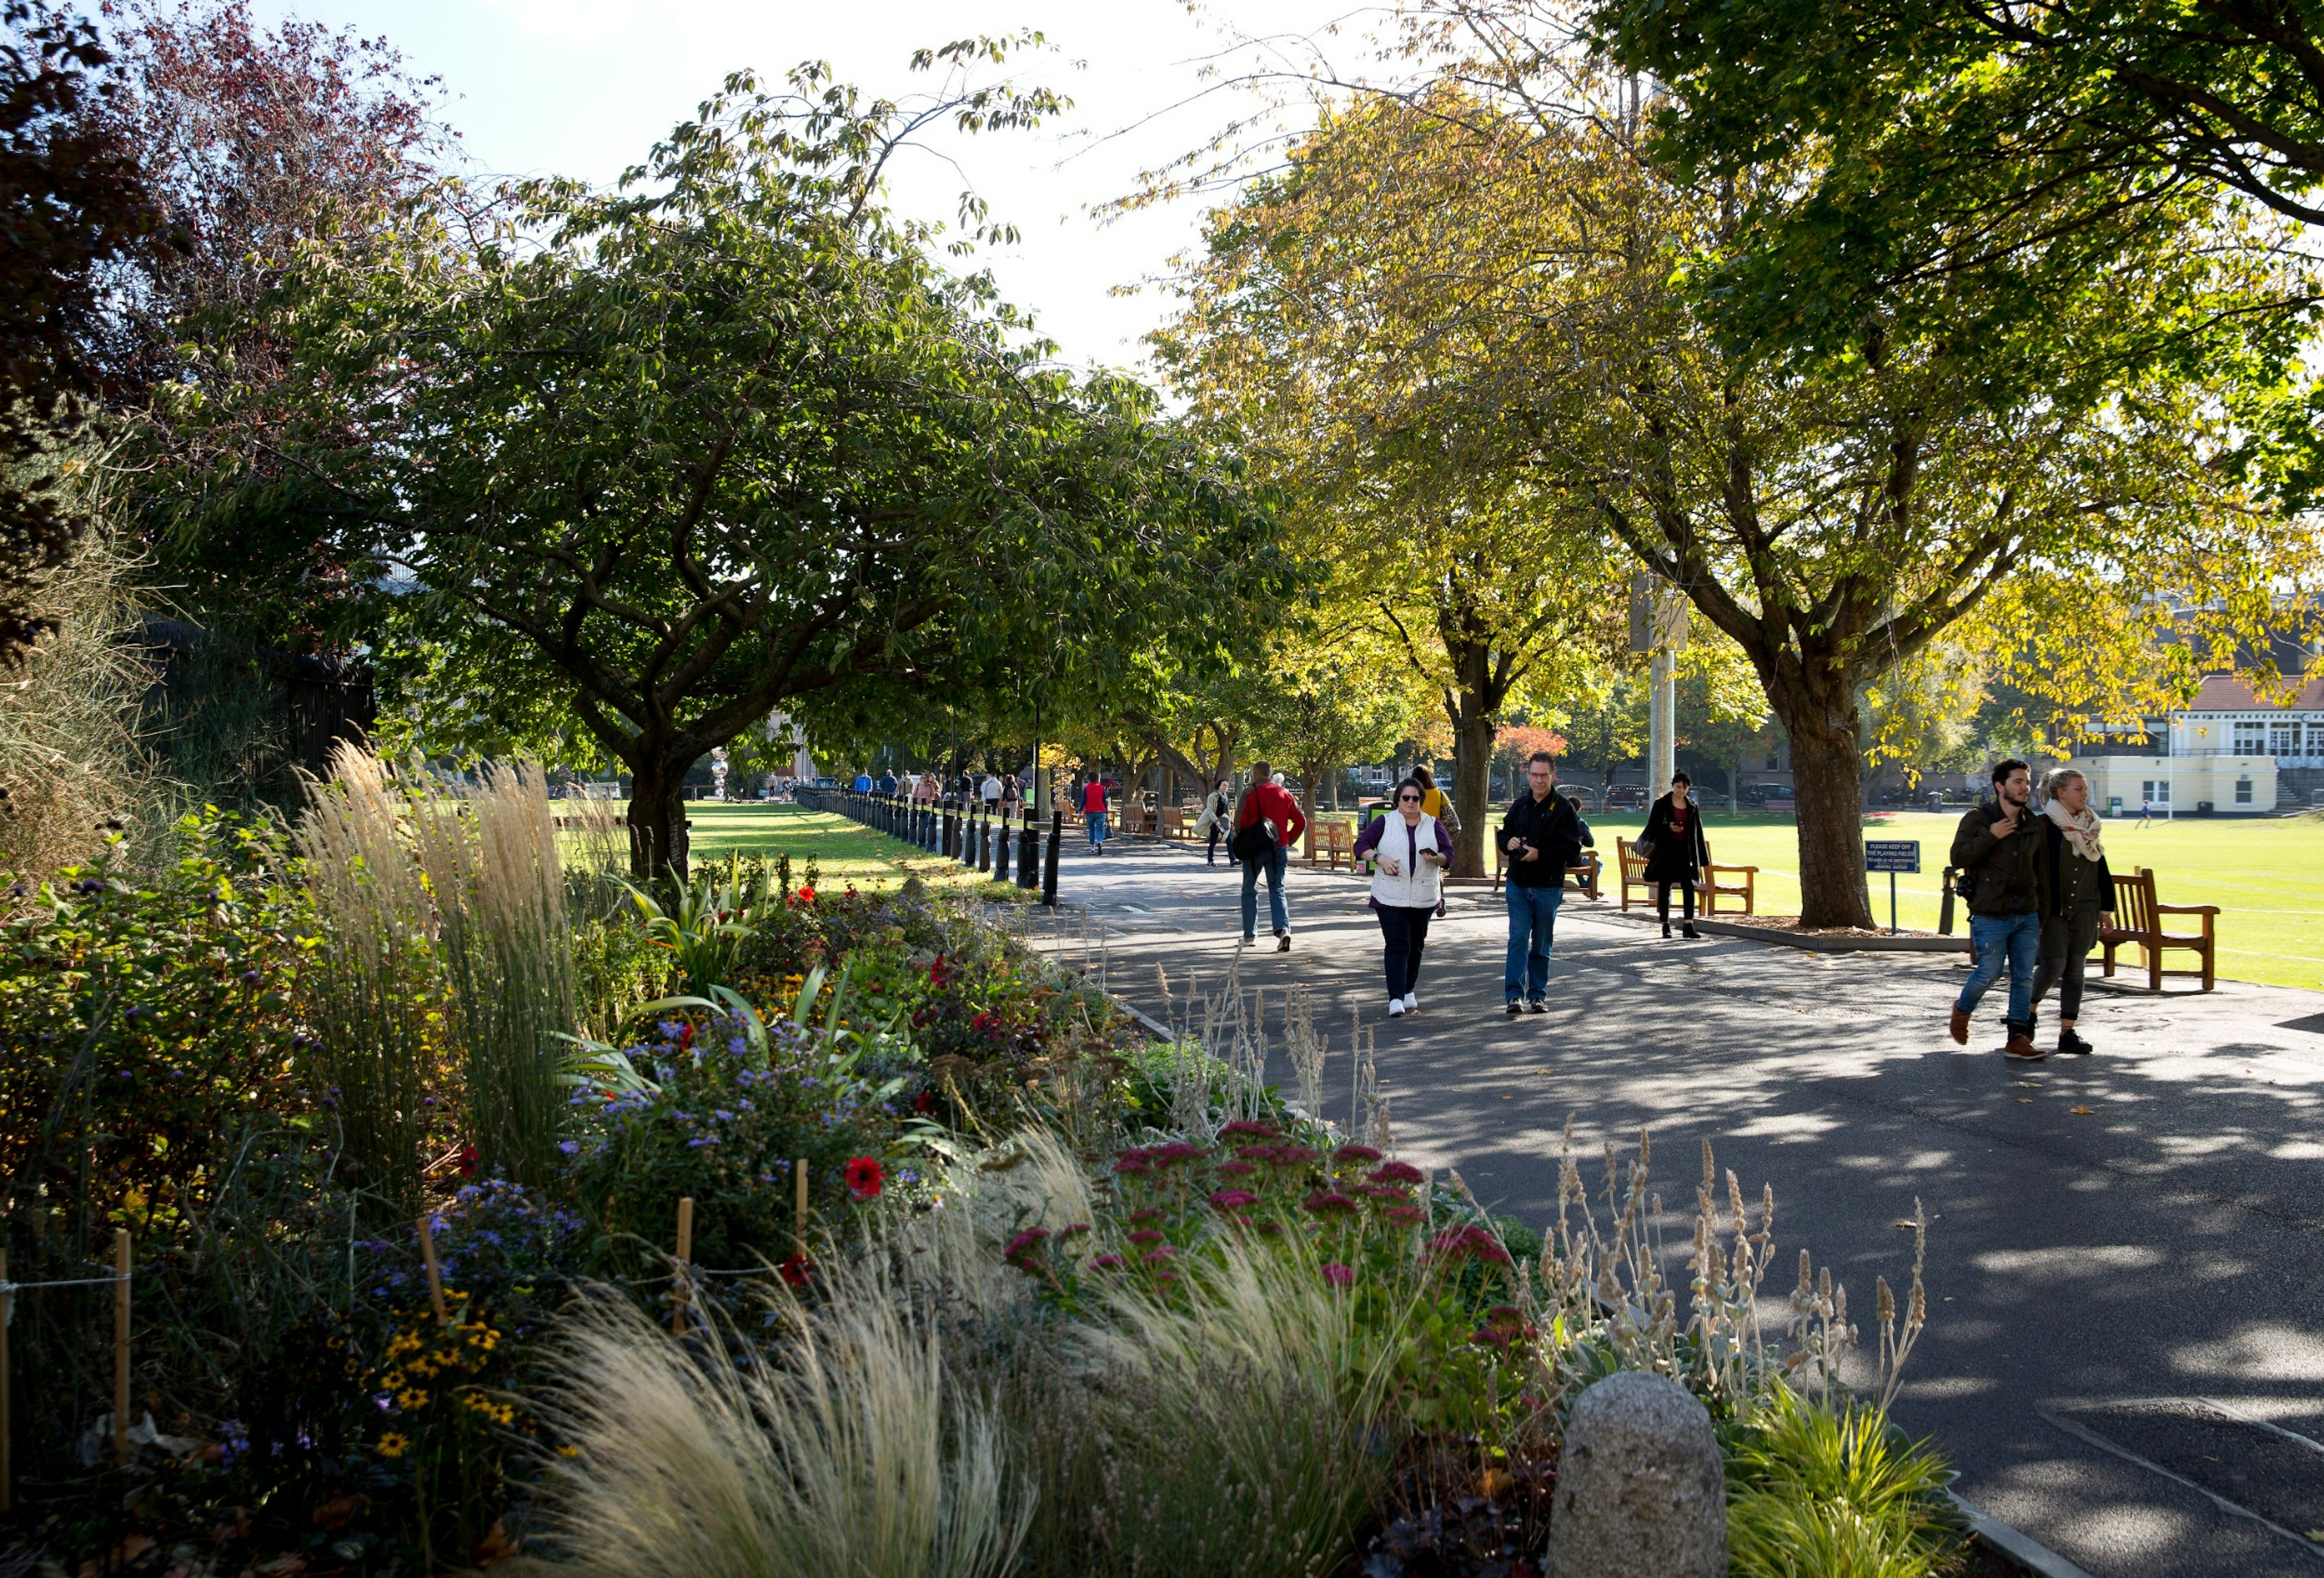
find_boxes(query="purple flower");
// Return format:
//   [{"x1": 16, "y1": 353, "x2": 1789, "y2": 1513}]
[{"x1": 1322, "y1": 1262, "x2": 1355, "y2": 1287}]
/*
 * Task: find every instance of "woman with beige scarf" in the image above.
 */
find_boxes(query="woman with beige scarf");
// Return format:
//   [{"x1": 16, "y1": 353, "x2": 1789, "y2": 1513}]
[{"x1": 2031, "y1": 768, "x2": 2116, "y2": 1055}]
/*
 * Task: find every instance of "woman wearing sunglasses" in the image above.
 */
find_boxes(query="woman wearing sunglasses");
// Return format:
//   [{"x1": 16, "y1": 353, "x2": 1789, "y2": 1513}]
[{"x1": 1351, "y1": 777, "x2": 1456, "y2": 1017}]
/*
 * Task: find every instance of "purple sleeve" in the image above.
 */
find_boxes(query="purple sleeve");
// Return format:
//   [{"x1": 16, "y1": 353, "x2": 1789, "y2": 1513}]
[
  {"x1": 1432, "y1": 820, "x2": 1456, "y2": 867},
  {"x1": 1351, "y1": 817, "x2": 1387, "y2": 860}
]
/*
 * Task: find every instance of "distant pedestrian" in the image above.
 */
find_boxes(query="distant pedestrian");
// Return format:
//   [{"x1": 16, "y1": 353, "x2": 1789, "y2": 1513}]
[
  {"x1": 852, "y1": 770, "x2": 873, "y2": 793},
  {"x1": 1354, "y1": 778, "x2": 1454, "y2": 1017},
  {"x1": 877, "y1": 769, "x2": 898, "y2": 795},
  {"x1": 1000, "y1": 773, "x2": 1023, "y2": 818},
  {"x1": 1195, "y1": 777, "x2": 1232, "y2": 866},
  {"x1": 1640, "y1": 772, "x2": 1712, "y2": 939},
  {"x1": 2136, "y1": 798, "x2": 2152, "y2": 828},
  {"x1": 980, "y1": 771, "x2": 1003, "y2": 813},
  {"x1": 1082, "y1": 774, "x2": 1111, "y2": 853},
  {"x1": 1498, "y1": 751, "x2": 1583, "y2": 1015},
  {"x1": 1233, "y1": 759, "x2": 1307, "y2": 949},
  {"x1": 912, "y1": 770, "x2": 940, "y2": 805},
  {"x1": 1948, "y1": 759, "x2": 2045, "y2": 1060},
  {"x1": 2029, "y1": 768, "x2": 2115, "y2": 1056}
]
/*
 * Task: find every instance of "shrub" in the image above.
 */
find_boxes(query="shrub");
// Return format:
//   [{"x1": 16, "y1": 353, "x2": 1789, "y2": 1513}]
[{"x1": 1724, "y1": 1385, "x2": 1966, "y2": 1578}]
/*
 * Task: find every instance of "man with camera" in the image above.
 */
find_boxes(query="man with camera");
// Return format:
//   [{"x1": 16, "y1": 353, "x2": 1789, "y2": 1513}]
[
  {"x1": 1500, "y1": 751, "x2": 1584, "y2": 1016},
  {"x1": 1948, "y1": 758, "x2": 2046, "y2": 1060}
]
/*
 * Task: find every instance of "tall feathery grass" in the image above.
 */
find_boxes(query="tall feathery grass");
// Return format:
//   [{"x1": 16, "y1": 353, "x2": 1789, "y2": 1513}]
[
  {"x1": 297, "y1": 746, "x2": 439, "y2": 1216},
  {"x1": 298, "y1": 749, "x2": 579, "y2": 1205},
  {"x1": 535, "y1": 1269, "x2": 1031, "y2": 1578},
  {"x1": 0, "y1": 533, "x2": 153, "y2": 875},
  {"x1": 410, "y1": 760, "x2": 577, "y2": 1188}
]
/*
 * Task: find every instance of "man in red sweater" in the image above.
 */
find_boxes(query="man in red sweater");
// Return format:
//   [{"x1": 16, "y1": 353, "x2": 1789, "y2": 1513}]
[
  {"x1": 1082, "y1": 774, "x2": 1110, "y2": 853},
  {"x1": 1235, "y1": 761, "x2": 1307, "y2": 950}
]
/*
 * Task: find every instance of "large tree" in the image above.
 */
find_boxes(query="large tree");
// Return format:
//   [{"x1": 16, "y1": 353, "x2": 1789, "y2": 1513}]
[{"x1": 177, "y1": 61, "x2": 1287, "y2": 877}]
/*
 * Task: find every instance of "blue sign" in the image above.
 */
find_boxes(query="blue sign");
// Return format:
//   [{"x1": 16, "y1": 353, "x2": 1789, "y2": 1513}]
[{"x1": 1865, "y1": 840, "x2": 1920, "y2": 874}]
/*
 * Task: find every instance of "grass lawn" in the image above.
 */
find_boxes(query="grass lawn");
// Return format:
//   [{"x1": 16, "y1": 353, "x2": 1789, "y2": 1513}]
[
  {"x1": 681, "y1": 801, "x2": 1028, "y2": 898},
  {"x1": 1660, "y1": 809, "x2": 2324, "y2": 993}
]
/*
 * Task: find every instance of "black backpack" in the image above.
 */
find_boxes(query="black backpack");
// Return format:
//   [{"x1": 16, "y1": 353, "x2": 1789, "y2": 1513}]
[{"x1": 1230, "y1": 814, "x2": 1280, "y2": 863}]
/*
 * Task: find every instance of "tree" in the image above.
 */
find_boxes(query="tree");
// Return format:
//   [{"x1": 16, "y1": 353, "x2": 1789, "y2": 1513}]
[
  {"x1": 1159, "y1": 91, "x2": 1629, "y2": 875},
  {"x1": 1173, "y1": 37, "x2": 2318, "y2": 924},
  {"x1": 0, "y1": 0, "x2": 157, "y2": 656},
  {"x1": 1244, "y1": 618, "x2": 1421, "y2": 854},
  {"x1": 180, "y1": 60, "x2": 1287, "y2": 878}
]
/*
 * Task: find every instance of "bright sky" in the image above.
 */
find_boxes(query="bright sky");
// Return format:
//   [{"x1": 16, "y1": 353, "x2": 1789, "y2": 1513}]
[{"x1": 249, "y1": 0, "x2": 1381, "y2": 376}]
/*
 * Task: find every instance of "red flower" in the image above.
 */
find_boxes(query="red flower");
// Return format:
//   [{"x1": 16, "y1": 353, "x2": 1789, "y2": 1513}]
[
  {"x1": 777, "y1": 1255, "x2": 815, "y2": 1288},
  {"x1": 795, "y1": 885, "x2": 817, "y2": 904},
  {"x1": 1333, "y1": 1143, "x2": 1383, "y2": 1165},
  {"x1": 1207, "y1": 1188, "x2": 1261, "y2": 1211},
  {"x1": 1368, "y1": 1161, "x2": 1425, "y2": 1186},
  {"x1": 1302, "y1": 1192, "x2": 1359, "y2": 1218},
  {"x1": 454, "y1": 1144, "x2": 480, "y2": 1178},
  {"x1": 843, "y1": 1156, "x2": 885, "y2": 1199},
  {"x1": 1426, "y1": 1225, "x2": 1513, "y2": 1266},
  {"x1": 1322, "y1": 1262, "x2": 1356, "y2": 1287},
  {"x1": 1003, "y1": 1227, "x2": 1050, "y2": 1267}
]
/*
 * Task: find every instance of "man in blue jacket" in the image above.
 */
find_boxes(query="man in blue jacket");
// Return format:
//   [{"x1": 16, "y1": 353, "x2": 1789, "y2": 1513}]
[{"x1": 1498, "y1": 752, "x2": 1584, "y2": 1016}]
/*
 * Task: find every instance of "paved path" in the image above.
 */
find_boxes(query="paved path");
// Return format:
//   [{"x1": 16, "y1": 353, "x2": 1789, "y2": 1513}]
[{"x1": 1037, "y1": 833, "x2": 2324, "y2": 1578}]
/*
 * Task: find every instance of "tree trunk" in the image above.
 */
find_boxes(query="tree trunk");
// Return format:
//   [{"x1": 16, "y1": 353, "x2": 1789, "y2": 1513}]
[
  {"x1": 1450, "y1": 709, "x2": 1494, "y2": 876},
  {"x1": 1768, "y1": 682, "x2": 1874, "y2": 929},
  {"x1": 627, "y1": 759, "x2": 692, "y2": 883}
]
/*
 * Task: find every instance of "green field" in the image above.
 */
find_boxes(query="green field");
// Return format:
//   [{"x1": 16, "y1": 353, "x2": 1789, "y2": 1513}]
[
  {"x1": 1650, "y1": 810, "x2": 2324, "y2": 993},
  {"x1": 680, "y1": 801, "x2": 1024, "y2": 897}
]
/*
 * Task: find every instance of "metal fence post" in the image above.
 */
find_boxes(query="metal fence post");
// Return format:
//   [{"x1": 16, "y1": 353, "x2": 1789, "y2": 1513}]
[
  {"x1": 993, "y1": 809, "x2": 1011, "y2": 882},
  {"x1": 1042, "y1": 810, "x2": 1062, "y2": 906},
  {"x1": 1018, "y1": 814, "x2": 1040, "y2": 890}
]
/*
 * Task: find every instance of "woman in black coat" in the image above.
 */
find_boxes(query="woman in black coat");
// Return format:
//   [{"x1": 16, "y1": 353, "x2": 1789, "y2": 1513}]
[{"x1": 1640, "y1": 772, "x2": 1713, "y2": 938}]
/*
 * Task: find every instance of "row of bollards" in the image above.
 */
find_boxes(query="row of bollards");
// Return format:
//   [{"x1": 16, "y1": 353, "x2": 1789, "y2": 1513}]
[{"x1": 799, "y1": 787, "x2": 1062, "y2": 907}]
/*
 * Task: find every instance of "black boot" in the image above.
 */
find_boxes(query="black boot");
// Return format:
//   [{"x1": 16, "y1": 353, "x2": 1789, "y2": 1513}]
[{"x1": 1681, "y1": 922, "x2": 1700, "y2": 939}]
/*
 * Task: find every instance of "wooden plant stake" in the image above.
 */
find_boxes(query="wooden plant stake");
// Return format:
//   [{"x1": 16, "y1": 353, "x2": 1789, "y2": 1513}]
[
  {"x1": 794, "y1": 1159, "x2": 809, "y2": 1254},
  {"x1": 113, "y1": 1229, "x2": 130, "y2": 1467},
  {"x1": 2, "y1": 1245, "x2": 11, "y2": 1513},
  {"x1": 416, "y1": 1214, "x2": 448, "y2": 1324},
  {"x1": 672, "y1": 1197, "x2": 695, "y2": 1335}
]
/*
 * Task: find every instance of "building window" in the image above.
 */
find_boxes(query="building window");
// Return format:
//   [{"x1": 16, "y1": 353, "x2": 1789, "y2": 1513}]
[
  {"x1": 2308, "y1": 721, "x2": 2324, "y2": 758},
  {"x1": 2271, "y1": 720, "x2": 2301, "y2": 756},
  {"x1": 2141, "y1": 780, "x2": 2171, "y2": 805},
  {"x1": 2236, "y1": 777, "x2": 2254, "y2": 806},
  {"x1": 2233, "y1": 720, "x2": 2267, "y2": 753}
]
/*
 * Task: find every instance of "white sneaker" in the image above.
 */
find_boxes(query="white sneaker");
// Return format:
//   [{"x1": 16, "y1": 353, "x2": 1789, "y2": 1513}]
[
  {"x1": 1387, "y1": 999, "x2": 1406, "y2": 1017},
  {"x1": 1402, "y1": 993, "x2": 1419, "y2": 1014}
]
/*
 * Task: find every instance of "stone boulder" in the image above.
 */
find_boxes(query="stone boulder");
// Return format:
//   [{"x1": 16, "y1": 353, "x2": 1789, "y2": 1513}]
[{"x1": 1546, "y1": 1370, "x2": 1725, "y2": 1578}]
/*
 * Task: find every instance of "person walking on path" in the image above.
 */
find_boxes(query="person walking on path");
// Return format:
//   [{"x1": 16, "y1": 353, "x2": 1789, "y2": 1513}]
[
  {"x1": 1640, "y1": 772, "x2": 1713, "y2": 939},
  {"x1": 999, "y1": 773, "x2": 1023, "y2": 819},
  {"x1": 1949, "y1": 758, "x2": 2046, "y2": 1060},
  {"x1": 1498, "y1": 751, "x2": 1584, "y2": 1015},
  {"x1": 912, "y1": 769, "x2": 940, "y2": 806},
  {"x1": 2029, "y1": 767, "x2": 2115, "y2": 1056},
  {"x1": 1195, "y1": 777, "x2": 1233, "y2": 866},
  {"x1": 877, "y1": 769, "x2": 898, "y2": 795},
  {"x1": 1082, "y1": 774, "x2": 1111, "y2": 853},
  {"x1": 1234, "y1": 759, "x2": 1307, "y2": 950},
  {"x1": 1353, "y1": 778, "x2": 1455, "y2": 1017},
  {"x1": 852, "y1": 769, "x2": 874, "y2": 793},
  {"x1": 980, "y1": 770, "x2": 1003, "y2": 814}
]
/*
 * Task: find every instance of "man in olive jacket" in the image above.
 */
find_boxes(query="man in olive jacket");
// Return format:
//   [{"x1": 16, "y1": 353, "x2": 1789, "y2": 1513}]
[{"x1": 1948, "y1": 759, "x2": 2045, "y2": 1060}]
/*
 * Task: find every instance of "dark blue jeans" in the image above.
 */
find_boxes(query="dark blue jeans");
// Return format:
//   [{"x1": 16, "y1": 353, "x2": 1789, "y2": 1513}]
[
  {"x1": 1241, "y1": 846, "x2": 1290, "y2": 938},
  {"x1": 1957, "y1": 910, "x2": 2041, "y2": 1030},
  {"x1": 1087, "y1": 810, "x2": 1108, "y2": 850},
  {"x1": 1504, "y1": 883, "x2": 1563, "y2": 1002},
  {"x1": 1377, "y1": 904, "x2": 1434, "y2": 1000}
]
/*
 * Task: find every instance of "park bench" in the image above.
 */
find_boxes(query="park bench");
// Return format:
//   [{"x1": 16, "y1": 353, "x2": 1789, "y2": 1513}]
[
  {"x1": 1308, "y1": 820, "x2": 1354, "y2": 869},
  {"x1": 1493, "y1": 844, "x2": 1603, "y2": 898},
  {"x1": 2099, "y1": 866, "x2": 2217, "y2": 992},
  {"x1": 1615, "y1": 837, "x2": 1758, "y2": 915},
  {"x1": 1157, "y1": 806, "x2": 1186, "y2": 840}
]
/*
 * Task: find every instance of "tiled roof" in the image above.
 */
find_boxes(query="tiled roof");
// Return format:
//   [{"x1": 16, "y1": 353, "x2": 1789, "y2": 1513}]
[{"x1": 2185, "y1": 672, "x2": 2324, "y2": 712}]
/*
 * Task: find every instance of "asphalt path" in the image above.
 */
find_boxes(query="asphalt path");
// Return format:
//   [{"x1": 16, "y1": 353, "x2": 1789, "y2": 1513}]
[{"x1": 1029, "y1": 831, "x2": 2324, "y2": 1578}]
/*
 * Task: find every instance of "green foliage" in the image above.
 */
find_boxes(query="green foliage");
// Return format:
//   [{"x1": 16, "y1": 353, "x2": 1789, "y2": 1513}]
[
  {"x1": 1724, "y1": 1386, "x2": 1966, "y2": 1578},
  {"x1": 0, "y1": 812, "x2": 308, "y2": 1242}
]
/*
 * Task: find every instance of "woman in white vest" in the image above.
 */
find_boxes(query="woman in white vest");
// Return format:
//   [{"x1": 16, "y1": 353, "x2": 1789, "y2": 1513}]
[{"x1": 1351, "y1": 777, "x2": 1456, "y2": 1017}]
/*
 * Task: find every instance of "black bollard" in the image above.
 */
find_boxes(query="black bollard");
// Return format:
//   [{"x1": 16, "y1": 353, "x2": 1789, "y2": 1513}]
[
  {"x1": 943, "y1": 801, "x2": 957, "y2": 860},
  {"x1": 1017, "y1": 815, "x2": 1039, "y2": 890},
  {"x1": 993, "y1": 809, "x2": 1011, "y2": 883},
  {"x1": 980, "y1": 810, "x2": 995, "y2": 875},
  {"x1": 1041, "y1": 810, "x2": 1061, "y2": 906},
  {"x1": 963, "y1": 807, "x2": 981, "y2": 869}
]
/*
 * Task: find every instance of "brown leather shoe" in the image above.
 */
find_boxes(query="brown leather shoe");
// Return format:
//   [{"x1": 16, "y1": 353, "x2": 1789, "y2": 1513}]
[
  {"x1": 1948, "y1": 1008, "x2": 1970, "y2": 1046},
  {"x1": 2003, "y1": 1033, "x2": 2046, "y2": 1060}
]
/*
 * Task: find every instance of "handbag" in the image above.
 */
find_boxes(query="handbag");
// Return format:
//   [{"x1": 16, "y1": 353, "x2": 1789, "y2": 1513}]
[
  {"x1": 1633, "y1": 838, "x2": 1657, "y2": 862},
  {"x1": 1230, "y1": 815, "x2": 1279, "y2": 863}
]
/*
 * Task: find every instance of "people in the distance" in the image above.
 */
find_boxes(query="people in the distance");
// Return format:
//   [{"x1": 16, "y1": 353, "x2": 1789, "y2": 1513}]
[
  {"x1": 980, "y1": 770, "x2": 1003, "y2": 813},
  {"x1": 1196, "y1": 777, "x2": 1233, "y2": 866},
  {"x1": 852, "y1": 769, "x2": 873, "y2": 793},
  {"x1": 1353, "y1": 777, "x2": 1454, "y2": 1017},
  {"x1": 1498, "y1": 750, "x2": 1584, "y2": 1015},
  {"x1": 911, "y1": 769, "x2": 940, "y2": 804},
  {"x1": 2029, "y1": 766, "x2": 2115, "y2": 1056},
  {"x1": 1233, "y1": 758, "x2": 1307, "y2": 950},
  {"x1": 1949, "y1": 758, "x2": 2046, "y2": 1060},
  {"x1": 999, "y1": 773, "x2": 1023, "y2": 819},
  {"x1": 876, "y1": 769, "x2": 898, "y2": 795},
  {"x1": 1082, "y1": 774, "x2": 1111, "y2": 853},
  {"x1": 1640, "y1": 772, "x2": 1712, "y2": 939}
]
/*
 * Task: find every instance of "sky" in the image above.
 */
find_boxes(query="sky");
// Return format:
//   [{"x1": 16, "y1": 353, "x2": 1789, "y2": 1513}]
[{"x1": 248, "y1": 0, "x2": 1383, "y2": 376}]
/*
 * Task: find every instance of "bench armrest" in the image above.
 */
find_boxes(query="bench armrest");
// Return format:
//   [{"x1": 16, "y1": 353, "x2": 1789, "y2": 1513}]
[{"x1": 2154, "y1": 902, "x2": 2221, "y2": 917}]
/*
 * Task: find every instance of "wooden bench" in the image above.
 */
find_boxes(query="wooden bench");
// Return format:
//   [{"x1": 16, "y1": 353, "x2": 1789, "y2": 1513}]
[
  {"x1": 1617, "y1": 837, "x2": 1653, "y2": 910},
  {"x1": 1702, "y1": 864, "x2": 1759, "y2": 915},
  {"x1": 2099, "y1": 866, "x2": 2217, "y2": 991},
  {"x1": 1308, "y1": 819, "x2": 1354, "y2": 869},
  {"x1": 1157, "y1": 806, "x2": 1186, "y2": 840},
  {"x1": 1492, "y1": 844, "x2": 1602, "y2": 898}
]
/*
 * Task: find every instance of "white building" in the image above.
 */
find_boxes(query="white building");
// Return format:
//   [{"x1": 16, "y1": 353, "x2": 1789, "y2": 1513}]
[{"x1": 2064, "y1": 672, "x2": 2323, "y2": 814}]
